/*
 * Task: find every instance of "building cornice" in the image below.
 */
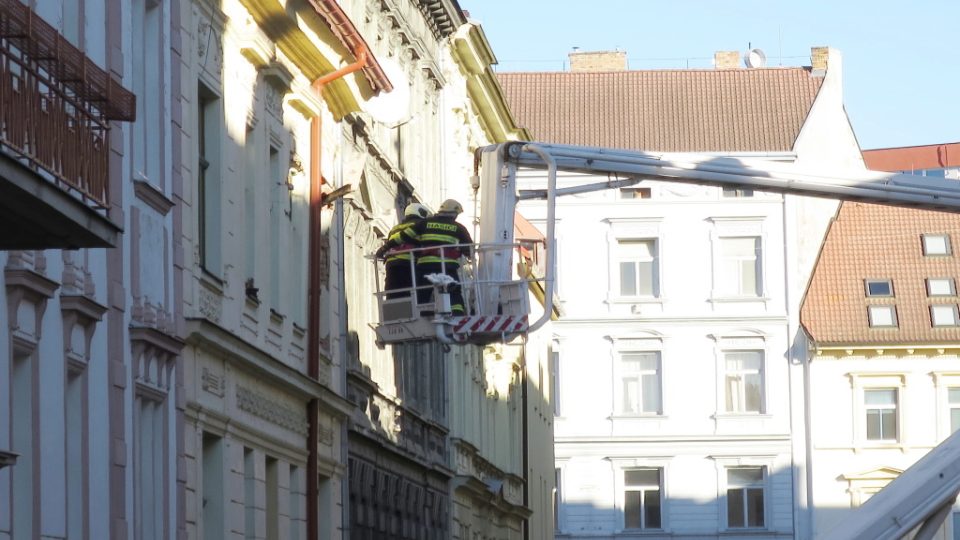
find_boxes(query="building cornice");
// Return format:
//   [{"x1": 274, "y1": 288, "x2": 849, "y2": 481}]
[
  {"x1": 811, "y1": 343, "x2": 960, "y2": 357},
  {"x1": 184, "y1": 317, "x2": 353, "y2": 418},
  {"x1": 237, "y1": 0, "x2": 391, "y2": 120}
]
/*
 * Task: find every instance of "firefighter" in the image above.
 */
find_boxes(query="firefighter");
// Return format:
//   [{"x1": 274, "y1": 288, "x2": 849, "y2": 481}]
[
  {"x1": 413, "y1": 199, "x2": 473, "y2": 315},
  {"x1": 375, "y1": 202, "x2": 431, "y2": 299}
]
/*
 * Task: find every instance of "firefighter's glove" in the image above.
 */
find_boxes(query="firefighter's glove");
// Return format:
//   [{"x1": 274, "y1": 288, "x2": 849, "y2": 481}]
[{"x1": 375, "y1": 245, "x2": 389, "y2": 259}]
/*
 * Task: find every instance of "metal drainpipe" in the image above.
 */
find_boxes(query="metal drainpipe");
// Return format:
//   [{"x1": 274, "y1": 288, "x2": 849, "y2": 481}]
[{"x1": 306, "y1": 49, "x2": 369, "y2": 539}]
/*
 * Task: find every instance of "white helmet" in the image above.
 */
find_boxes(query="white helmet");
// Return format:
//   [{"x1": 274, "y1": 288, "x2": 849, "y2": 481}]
[
  {"x1": 404, "y1": 203, "x2": 430, "y2": 219},
  {"x1": 438, "y1": 199, "x2": 463, "y2": 215}
]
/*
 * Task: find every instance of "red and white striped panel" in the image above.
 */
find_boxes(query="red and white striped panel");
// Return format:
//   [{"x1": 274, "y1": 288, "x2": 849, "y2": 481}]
[{"x1": 452, "y1": 314, "x2": 528, "y2": 335}]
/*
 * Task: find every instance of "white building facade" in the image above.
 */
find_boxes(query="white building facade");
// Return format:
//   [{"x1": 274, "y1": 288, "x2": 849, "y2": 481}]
[
  {"x1": 499, "y1": 48, "x2": 862, "y2": 539},
  {"x1": 801, "y1": 144, "x2": 960, "y2": 539}
]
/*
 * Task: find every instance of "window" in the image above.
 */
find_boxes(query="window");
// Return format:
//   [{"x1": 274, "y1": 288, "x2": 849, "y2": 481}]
[
  {"x1": 269, "y1": 145, "x2": 282, "y2": 311},
  {"x1": 727, "y1": 467, "x2": 765, "y2": 528},
  {"x1": 620, "y1": 352, "x2": 662, "y2": 415},
  {"x1": 290, "y1": 465, "x2": 301, "y2": 540},
  {"x1": 198, "y1": 82, "x2": 222, "y2": 274},
  {"x1": 724, "y1": 351, "x2": 763, "y2": 413},
  {"x1": 923, "y1": 234, "x2": 952, "y2": 256},
  {"x1": 865, "y1": 389, "x2": 898, "y2": 441},
  {"x1": 717, "y1": 237, "x2": 761, "y2": 297},
  {"x1": 244, "y1": 448, "x2": 256, "y2": 537},
  {"x1": 135, "y1": 395, "x2": 167, "y2": 540},
  {"x1": 620, "y1": 187, "x2": 652, "y2": 199},
  {"x1": 12, "y1": 353, "x2": 34, "y2": 539},
  {"x1": 554, "y1": 468, "x2": 562, "y2": 532},
  {"x1": 864, "y1": 279, "x2": 893, "y2": 297},
  {"x1": 617, "y1": 239, "x2": 659, "y2": 297},
  {"x1": 202, "y1": 433, "x2": 225, "y2": 540},
  {"x1": 132, "y1": 0, "x2": 163, "y2": 186},
  {"x1": 266, "y1": 457, "x2": 279, "y2": 540},
  {"x1": 868, "y1": 305, "x2": 897, "y2": 328},
  {"x1": 932, "y1": 305, "x2": 959, "y2": 327},
  {"x1": 950, "y1": 388, "x2": 960, "y2": 434},
  {"x1": 624, "y1": 469, "x2": 662, "y2": 530},
  {"x1": 928, "y1": 278, "x2": 956, "y2": 297},
  {"x1": 722, "y1": 187, "x2": 754, "y2": 198},
  {"x1": 551, "y1": 349, "x2": 561, "y2": 416}
]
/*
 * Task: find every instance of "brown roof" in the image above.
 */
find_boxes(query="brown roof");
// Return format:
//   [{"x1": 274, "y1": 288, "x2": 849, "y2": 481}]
[
  {"x1": 497, "y1": 68, "x2": 824, "y2": 152},
  {"x1": 862, "y1": 142, "x2": 960, "y2": 172},
  {"x1": 802, "y1": 147, "x2": 960, "y2": 345}
]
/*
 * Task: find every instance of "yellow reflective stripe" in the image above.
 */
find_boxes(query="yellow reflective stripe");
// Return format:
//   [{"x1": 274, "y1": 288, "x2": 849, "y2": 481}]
[
  {"x1": 388, "y1": 224, "x2": 417, "y2": 243},
  {"x1": 419, "y1": 233, "x2": 459, "y2": 243},
  {"x1": 417, "y1": 256, "x2": 459, "y2": 264},
  {"x1": 386, "y1": 253, "x2": 413, "y2": 262}
]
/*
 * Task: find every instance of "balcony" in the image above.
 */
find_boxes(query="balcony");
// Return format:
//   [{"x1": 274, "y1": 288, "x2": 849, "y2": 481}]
[{"x1": 0, "y1": 0, "x2": 135, "y2": 249}]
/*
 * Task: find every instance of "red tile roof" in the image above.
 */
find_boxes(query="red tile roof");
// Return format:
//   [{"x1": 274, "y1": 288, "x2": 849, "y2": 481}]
[
  {"x1": 862, "y1": 143, "x2": 960, "y2": 172},
  {"x1": 801, "y1": 148, "x2": 960, "y2": 345},
  {"x1": 497, "y1": 68, "x2": 824, "y2": 152}
]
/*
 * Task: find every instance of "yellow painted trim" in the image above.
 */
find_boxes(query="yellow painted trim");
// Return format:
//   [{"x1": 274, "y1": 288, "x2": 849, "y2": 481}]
[
  {"x1": 237, "y1": 0, "x2": 370, "y2": 119},
  {"x1": 451, "y1": 22, "x2": 530, "y2": 143}
]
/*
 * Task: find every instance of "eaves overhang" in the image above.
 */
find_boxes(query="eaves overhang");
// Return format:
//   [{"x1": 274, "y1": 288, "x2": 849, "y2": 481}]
[
  {"x1": 419, "y1": 0, "x2": 467, "y2": 39},
  {"x1": 810, "y1": 342, "x2": 960, "y2": 357},
  {"x1": 238, "y1": 0, "x2": 392, "y2": 120}
]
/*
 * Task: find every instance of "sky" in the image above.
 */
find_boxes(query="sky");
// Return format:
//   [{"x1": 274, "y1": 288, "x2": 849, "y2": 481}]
[{"x1": 462, "y1": 0, "x2": 960, "y2": 150}]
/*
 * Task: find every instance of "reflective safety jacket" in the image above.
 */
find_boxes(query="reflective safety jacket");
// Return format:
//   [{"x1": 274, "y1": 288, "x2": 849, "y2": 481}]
[
  {"x1": 379, "y1": 218, "x2": 420, "y2": 263},
  {"x1": 412, "y1": 215, "x2": 473, "y2": 266}
]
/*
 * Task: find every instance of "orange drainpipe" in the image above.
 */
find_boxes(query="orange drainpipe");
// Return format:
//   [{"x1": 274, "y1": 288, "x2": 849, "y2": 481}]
[{"x1": 306, "y1": 49, "x2": 369, "y2": 540}]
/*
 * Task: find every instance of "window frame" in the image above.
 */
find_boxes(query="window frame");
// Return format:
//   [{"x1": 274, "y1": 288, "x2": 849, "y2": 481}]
[
  {"x1": 723, "y1": 349, "x2": 765, "y2": 414},
  {"x1": 949, "y1": 387, "x2": 960, "y2": 435},
  {"x1": 931, "y1": 304, "x2": 960, "y2": 327},
  {"x1": 615, "y1": 238, "x2": 660, "y2": 299},
  {"x1": 863, "y1": 388, "x2": 899, "y2": 442},
  {"x1": 604, "y1": 218, "x2": 664, "y2": 305},
  {"x1": 923, "y1": 233, "x2": 952, "y2": 256},
  {"x1": 849, "y1": 373, "x2": 906, "y2": 448},
  {"x1": 864, "y1": 279, "x2": 894, "y2": 297},
  {"x1": 722, "y1": 186, "x2": 755, "y2": 198},
  {"x1": 622, "y1": 468, "x2": 664, "y2": 531},
  {"x1": 867, "y1": 305, "x2": 898, "y2": 328},
  {"x1": 725, "y1": 466, "x2": 767, "y2": 529},
  {"x1": 716, "y1": 236, "x2": 763, "y2": 297},
  {"x1": 619, "y1": 186, "x2": 652, "y2": 200},
  {"x1": 610, "y1": 458, "x2": 671, "y2": 533},
  {"x1": 617, "y1": 350, "x2": 663, "y2": 416},
  {"x1": 927, "y1": 278, "x2": 957, "y2": 297}
]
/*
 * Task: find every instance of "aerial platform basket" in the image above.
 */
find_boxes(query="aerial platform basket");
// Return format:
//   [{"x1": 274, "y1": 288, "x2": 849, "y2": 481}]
[{"x1": 371, "y1": 242, "x2": 540, "y2": 346}]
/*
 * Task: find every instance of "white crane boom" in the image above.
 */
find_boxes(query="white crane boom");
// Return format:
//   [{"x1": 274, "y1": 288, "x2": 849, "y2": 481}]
[
  {"x1": 375, "y1": 141, "x2": 960, "y2": 346},
  {"x1": 474, "y1": 142, "x2": 960, "y2": 340}
]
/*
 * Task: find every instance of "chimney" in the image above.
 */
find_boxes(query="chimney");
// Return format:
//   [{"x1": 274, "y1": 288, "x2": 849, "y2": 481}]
[
  {"x1": 568, "y1": 50, "x2": 627, "y2": 72},
  {"x1": 811, "y1": 46, "x2": 829, "y2": 74},
  {"x1": 714, "y1": 51, "x2": 740, "y2": 69}
]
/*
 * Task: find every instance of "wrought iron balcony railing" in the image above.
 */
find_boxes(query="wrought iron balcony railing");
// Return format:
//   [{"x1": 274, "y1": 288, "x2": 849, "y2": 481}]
[{"x1": 0, "y1": 0, "x2": 135, "y2": 208}]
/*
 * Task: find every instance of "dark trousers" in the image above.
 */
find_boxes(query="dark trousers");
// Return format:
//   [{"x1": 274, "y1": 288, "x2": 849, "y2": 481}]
[
  {"x1": 384, "y1": 260, "x2": 415, "y2": 299},
  {"x1": 416, "y1": 262, "x2": 465, "y2": 314}
]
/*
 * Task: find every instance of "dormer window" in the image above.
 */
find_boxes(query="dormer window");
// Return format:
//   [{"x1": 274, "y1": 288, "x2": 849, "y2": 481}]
[
  {"x1": 931, "y1": 305, "x2": 959, "y2": 327},
  {"x1": 864, "y1": 279, "x2": 893, "y2": 297},
  {"x1": 922, "y1": 234, "x2": 952, "y2": 256},
  {"x1": 927, "y1": 278, "x2": 956, "y2": 297},
  {"x1": 868, "y1": 306, "x2": 897, "y2": 328}
]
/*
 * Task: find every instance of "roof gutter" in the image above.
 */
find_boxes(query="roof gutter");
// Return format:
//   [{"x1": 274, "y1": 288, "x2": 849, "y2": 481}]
[{"x1": 306, "y1": 0, "x2": 392, "y2": 94}]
